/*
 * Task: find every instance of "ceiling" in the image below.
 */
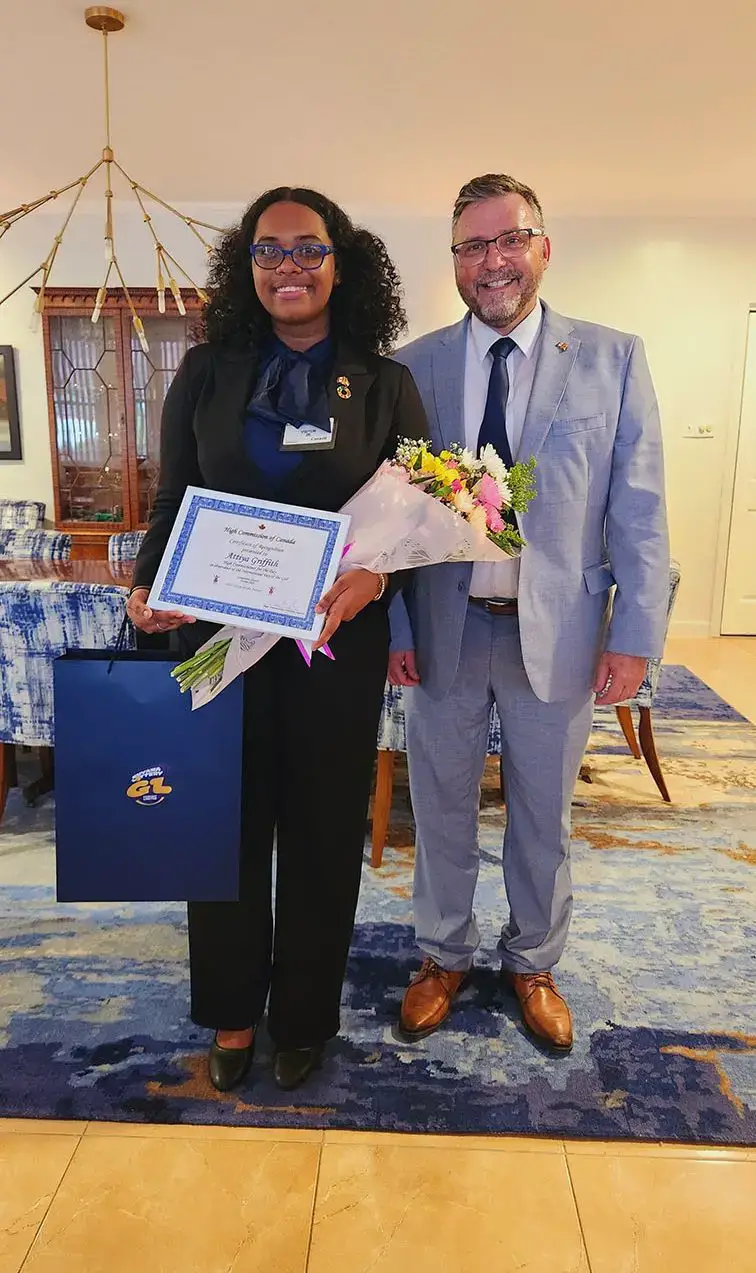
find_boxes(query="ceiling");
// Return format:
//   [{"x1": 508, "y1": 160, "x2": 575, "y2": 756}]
[{"x1": 2, "y1": 0, "x2": 755, "y2": 219}]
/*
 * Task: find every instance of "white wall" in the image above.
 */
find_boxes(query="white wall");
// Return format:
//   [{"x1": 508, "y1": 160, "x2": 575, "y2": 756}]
[
  {"x1": 542, "y1": 219, "x2": 756, "y2": 637},
  {"x1": 2, "y1": 204, "x2": 755, "y2": 635}
]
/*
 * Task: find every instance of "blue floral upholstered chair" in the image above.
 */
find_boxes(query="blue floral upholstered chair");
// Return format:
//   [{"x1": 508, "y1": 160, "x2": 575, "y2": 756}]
[
  {"x1": 108, "y1": 530, "x2": 146, "y2": 564},
  {"x1": 371, "y1": 688, "x2": 503, "y2": 868},
  {"x1": 0, "y1": 530, "x2": 71, "y2": 560},
  {"x1": 369, "y1": 561, "x2": 681, "y2": 866},
  {"x1": 0, "y1": 499, "x2": 46, "y2": 531}
]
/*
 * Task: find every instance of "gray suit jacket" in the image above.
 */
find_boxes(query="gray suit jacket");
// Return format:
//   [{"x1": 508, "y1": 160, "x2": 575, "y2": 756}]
[{"x1": 389, "y1": 302, "x2": 670, "y2": 703}]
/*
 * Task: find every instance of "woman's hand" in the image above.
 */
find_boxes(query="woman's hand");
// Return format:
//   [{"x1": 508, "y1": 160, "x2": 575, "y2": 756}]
[
  {"x1": 126, "y1": 587, "x2": 196, "y2": 635},
  {"x1": 313, "y1": 569, "x2": 385, "y2": 650}
]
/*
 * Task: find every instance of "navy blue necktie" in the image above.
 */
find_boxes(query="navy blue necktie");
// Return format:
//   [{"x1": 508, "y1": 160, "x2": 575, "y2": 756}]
[
  {"x1": 477, "y1": 336, "x2": 516, "y2": 468},
  {"x1": 249, "y1": 346, "x2": 330, "y2": 429}
]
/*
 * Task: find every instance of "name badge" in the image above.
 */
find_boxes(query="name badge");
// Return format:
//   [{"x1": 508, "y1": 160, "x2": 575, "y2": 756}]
[{"x1": 280, "y1": 417, "x2": 338, "y2": 452}]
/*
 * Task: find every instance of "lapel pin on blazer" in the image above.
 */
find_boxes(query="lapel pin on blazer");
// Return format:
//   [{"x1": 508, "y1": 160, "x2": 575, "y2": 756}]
[
  {"x1": 336, "y1": 375, "x2": 352, "y2": 400},
  {"x1": 556, "y1": 341, "x2": 569, "y2": 352}
]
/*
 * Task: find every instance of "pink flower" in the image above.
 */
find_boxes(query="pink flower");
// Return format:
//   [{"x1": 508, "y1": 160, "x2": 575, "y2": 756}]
[
  {"x1": 486, "y1": 507, "x2": 505, "y2": 533},
  {"x1": 451, "y1": 478, "x2": 463, "y2": 492},
  {"x1": 478, "y1": 473, "x2": 502, "y2": 510}
]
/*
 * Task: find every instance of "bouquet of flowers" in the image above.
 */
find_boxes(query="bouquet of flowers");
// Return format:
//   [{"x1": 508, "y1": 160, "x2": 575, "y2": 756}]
[
  {"x1": 173, "y1": 441, "x2": 536, "y2": 707},
  {"x1": 350, "y1": 439, "x2": 537, "y2": 566}
]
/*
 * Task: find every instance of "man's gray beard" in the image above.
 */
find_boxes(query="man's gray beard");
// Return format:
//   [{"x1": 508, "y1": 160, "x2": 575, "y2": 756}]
[{"x1": 461, "y1": 277, "x2": 538, "y2": 328}]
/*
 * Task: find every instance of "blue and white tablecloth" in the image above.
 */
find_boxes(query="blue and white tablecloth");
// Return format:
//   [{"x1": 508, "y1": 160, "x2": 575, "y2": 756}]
[{"x1": 0, "y1": 581, "x2": 131, "y2": 747}]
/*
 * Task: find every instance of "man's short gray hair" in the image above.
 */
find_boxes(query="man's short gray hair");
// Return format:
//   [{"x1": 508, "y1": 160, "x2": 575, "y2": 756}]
[{"x1": 453, "y1": 174, "x2": 545, "y2": 229}]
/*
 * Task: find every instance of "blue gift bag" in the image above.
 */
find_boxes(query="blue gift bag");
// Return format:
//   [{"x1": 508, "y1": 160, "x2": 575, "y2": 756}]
[{"x1": 53, "y1": 648, "x2": 243, "y2": 902}]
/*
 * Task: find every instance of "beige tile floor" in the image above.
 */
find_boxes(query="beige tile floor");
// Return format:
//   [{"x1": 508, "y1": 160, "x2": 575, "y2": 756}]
[{"x1": 1, "y1": 637, "x2": 754, "y2": 1272}]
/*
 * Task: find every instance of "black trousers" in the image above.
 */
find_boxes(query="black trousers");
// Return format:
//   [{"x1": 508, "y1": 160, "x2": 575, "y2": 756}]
[{"x1": 187, "y1": 603, "x2": 388, "y2": 1049}]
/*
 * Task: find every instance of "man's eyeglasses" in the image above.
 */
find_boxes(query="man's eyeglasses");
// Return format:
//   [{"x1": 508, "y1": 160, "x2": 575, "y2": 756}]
[
  {"x1": 249, "y1": 243, "x2": 335, "y2": 271},
  {"x1": 451, "y1": 228, "x2": 546, "y2": 267}
]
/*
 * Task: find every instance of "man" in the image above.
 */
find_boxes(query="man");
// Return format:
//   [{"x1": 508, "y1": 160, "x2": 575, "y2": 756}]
[{"x1": 390, "y1": 173, "x2": 669, "y2": 1051}]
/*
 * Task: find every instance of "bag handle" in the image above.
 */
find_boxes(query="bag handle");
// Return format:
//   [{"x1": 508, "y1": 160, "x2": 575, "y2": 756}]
[{"x1": 107, "y1": 612, "x2": 133, "y2": 675}]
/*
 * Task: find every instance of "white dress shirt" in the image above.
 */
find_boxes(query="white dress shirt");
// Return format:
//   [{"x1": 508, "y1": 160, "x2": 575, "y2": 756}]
[{"x1": 464, "y1": 302, "x2": 544, "y2": 599}]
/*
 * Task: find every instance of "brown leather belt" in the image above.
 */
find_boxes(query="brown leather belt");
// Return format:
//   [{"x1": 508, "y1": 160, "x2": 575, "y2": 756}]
[{"x1": 469, "y1": 597, "x2": 518, "y2": 616}]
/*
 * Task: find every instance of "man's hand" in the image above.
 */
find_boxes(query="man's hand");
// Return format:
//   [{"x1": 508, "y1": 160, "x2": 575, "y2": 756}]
[
  {"x1": 313, "y1": 569, "x2": 384, "y2": 650},
  {"x1": 388, "y1": 649, "x2": 421, "y2": 686},
  {"x1": 593, "y1": 651, "x2": 647, "y2": 706}
]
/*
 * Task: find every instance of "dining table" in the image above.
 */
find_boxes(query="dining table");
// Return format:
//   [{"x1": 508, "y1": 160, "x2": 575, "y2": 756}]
[
  {"x1": 0, "y1": 558, "x2": 135, "y2": 817},
  {"x1": 0, "y1": 559, "x2": 133, "y2": 586}
]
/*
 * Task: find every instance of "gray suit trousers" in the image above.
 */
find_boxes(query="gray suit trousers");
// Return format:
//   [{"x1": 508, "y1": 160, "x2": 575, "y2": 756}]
[{"x1": 405, "y1": 606, "x2": 594, "y2": 974}]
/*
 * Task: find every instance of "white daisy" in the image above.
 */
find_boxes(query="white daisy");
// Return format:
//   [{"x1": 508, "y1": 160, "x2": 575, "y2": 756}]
[
  {"x1": 479, "y1": 443, "x2": 510, "y2": 483},
  {"x1": 479, "y1": 444, "x2": 512, "y2": 503}
]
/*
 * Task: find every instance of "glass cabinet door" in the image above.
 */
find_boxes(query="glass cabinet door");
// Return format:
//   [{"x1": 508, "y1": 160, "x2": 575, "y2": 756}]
[
  {"x1": 49, "y1": 315, "x2": 127, "y2": 525},
  {"x1": 130, "y1": 316, "x2": 194, "y2": 526}
]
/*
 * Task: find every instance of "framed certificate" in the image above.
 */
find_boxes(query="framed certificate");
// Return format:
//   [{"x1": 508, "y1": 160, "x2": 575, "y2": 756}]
[{"x1": 148, "y1": 487, "x2": 351, "y2": 640}]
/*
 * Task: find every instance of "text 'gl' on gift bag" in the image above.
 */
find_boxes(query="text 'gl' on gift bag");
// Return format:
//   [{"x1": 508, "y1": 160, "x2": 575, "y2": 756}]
[{"x1": 53, "y1": 641, "x2": 244, "y2": 903}]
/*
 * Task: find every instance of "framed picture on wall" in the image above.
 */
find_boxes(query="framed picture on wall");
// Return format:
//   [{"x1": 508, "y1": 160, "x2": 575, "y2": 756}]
[{"x1": 0, "y1": 345, "x2": 22, "y2": 460}]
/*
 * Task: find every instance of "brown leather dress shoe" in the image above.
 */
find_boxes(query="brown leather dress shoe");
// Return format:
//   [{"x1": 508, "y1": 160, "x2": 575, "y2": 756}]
[
  {"x1": 506, "y1": 971, "x2": 573, "y2": 1052},
  {"x1": 399, "y1": 958, "x2": 468, "y2": 1040}
]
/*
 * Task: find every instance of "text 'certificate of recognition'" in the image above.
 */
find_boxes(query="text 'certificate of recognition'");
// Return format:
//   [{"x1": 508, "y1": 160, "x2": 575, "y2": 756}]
[{"x1": 148, "y1": 487, "x2": 351, "y2": 641}]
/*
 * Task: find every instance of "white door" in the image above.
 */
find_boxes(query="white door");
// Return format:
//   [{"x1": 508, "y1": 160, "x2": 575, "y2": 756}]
[{"x1": 722, "y1": 312, "x2": 756, "y2": 634}]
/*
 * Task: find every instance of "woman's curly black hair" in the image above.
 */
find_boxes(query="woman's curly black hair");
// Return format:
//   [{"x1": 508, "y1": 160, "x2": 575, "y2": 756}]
[{"x1": 197, "y1": 187, "x2": 407, "y2": 355}]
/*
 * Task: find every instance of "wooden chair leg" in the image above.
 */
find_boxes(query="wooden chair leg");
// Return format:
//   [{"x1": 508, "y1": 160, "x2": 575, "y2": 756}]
[
  {"x1": 6, "y1": 742, "x2": 18, "y2": 789},
  {"x1": 40, "y1": 747, "x2": 54, "y2": 788},
  {"x1": 23, "y1": 747, "x2": 55, "y2": 807},
  {"x1": 0, "y1": 742, "x2": 16, "y2": 823},
  {"x1": 638, "y1": 707, "x2": 671, "y2": 803},
  {"x1": 371, "y1": 750, "x2": 396, "y2": 868},
  {"x1": 616, "y1": 704, "x2": 641, "y2": 759}
]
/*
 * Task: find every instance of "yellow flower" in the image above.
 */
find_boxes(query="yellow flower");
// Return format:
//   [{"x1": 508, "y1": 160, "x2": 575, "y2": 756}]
[
  {"x1": 420, "y1": 450, "x2": 436, "y2": 475},
  {"x1": 433, "y1": 461, "x2": 458, "y2": 484}
]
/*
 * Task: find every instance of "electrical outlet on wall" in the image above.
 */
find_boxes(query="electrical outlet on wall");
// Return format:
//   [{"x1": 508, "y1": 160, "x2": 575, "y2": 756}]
[{"x1": 684, "y1": 424, "x2": 714, "y2": 438}]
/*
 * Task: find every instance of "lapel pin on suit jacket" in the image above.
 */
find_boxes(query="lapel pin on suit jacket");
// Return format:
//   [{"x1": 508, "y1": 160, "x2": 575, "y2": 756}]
[
  {"x1": 336, "y1": 375, "x2": 352, "y2": 399},
  {"x1": 556, "y1": 341, "x2": 569, "y2": 352}
]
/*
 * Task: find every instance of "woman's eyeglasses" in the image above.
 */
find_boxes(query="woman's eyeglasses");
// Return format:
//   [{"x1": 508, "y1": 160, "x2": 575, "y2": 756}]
[{"x1": 249, "y1": 243, "x2": 335, "y2": 271}]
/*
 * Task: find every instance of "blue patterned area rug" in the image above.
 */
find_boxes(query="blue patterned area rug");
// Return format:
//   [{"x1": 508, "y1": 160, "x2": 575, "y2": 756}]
[{"x1": 1, "y1": 665, "x2": 755, "y2": 1143}]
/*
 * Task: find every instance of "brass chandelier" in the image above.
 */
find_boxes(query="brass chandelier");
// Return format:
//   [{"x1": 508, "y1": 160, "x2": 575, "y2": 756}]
[{"x1": 0, "y1": 6, "x2": 223, "y2": 350}]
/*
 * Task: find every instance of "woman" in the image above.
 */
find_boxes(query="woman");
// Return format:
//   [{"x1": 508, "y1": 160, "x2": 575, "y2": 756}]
[{"x1": 127, "y1": 187, "x2": 426, "y2": 1092}]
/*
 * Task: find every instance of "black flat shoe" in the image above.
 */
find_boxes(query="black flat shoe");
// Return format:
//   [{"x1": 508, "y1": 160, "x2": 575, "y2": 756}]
[
  {"x1": 208, "y1": 1032, "x2": 255, "y2": 1092},
  {"x1": 273, "y1": 1045, "x2": 323, "y2": 1091}
]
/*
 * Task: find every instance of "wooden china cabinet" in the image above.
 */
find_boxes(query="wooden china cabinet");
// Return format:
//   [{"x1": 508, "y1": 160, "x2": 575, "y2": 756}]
[{"x1": 41, "y1": 288, "x2": 203, "y2": 559}]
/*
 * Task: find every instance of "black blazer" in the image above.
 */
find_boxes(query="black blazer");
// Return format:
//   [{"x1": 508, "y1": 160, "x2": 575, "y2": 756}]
[{"x1": 133, "y1": 339, "x2": 428, "y2": 591}]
